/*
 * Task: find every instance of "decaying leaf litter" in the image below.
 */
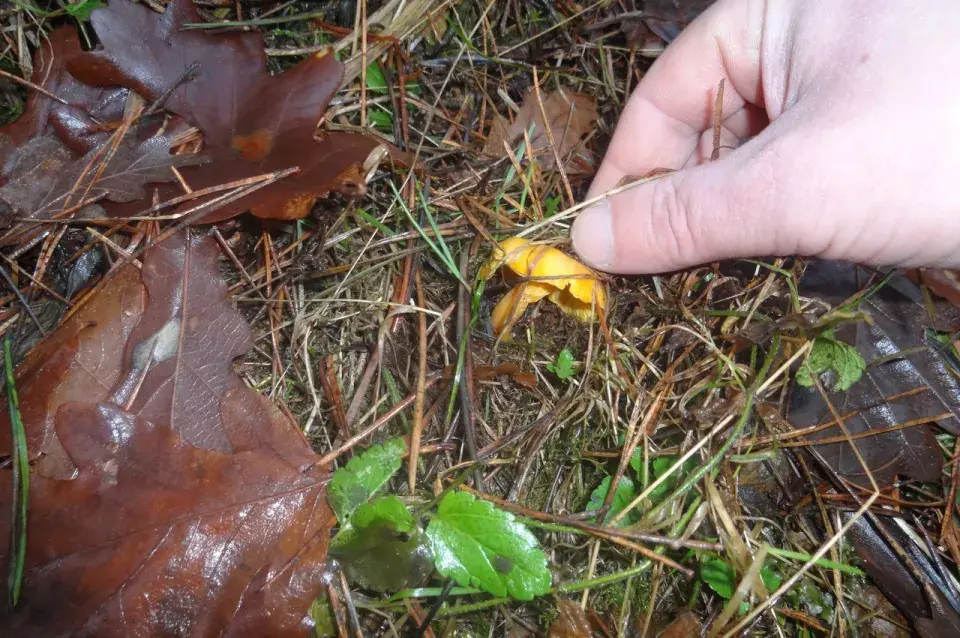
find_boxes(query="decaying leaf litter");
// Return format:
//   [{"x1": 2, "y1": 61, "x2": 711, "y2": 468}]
[{"x1": 2, "y1": 0, "x2": 960, "y2": 636}]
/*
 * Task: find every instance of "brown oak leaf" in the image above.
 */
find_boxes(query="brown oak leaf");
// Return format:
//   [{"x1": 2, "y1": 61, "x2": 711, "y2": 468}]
[
  {"x1": 482, "y1": 89, "x2": 598, "y2": 174},
  {"x1": 0, "y1": 127, "x2": 204, "y2": 230},
  {"x1": 70, "y1": 0, "x2": 410, "y2": 222},
  {"x1": 0, "y1": 27, "x2": 126, "y2": 154},
  {"x1": 0, "y1": 231, "x2": 334, "y2": 635}
]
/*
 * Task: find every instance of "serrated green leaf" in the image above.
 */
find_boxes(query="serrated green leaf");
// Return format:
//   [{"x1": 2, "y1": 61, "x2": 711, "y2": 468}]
[
  {"x1": 547, "y1": 348, "x2": 576, "y2": 380},
  {"x1": 328, "y1": 437, "x2": 406, "y2": 524},
  {"x1": 586, "y1": 476, "x2": 638, "y2": 527},
  {"x1": 426, "y1": 491, "x2": 550, "y2": 600},
  {"x1": 796, "y1": 330, "x2": 866, "y2": 392},
  {"x1": 701, "y1": 558, "x2": 736, "y2": 599},
  {"x1": 353, "y1": 495, "x2": 414, "y2": 533},
  {"x1": 331, "y1": 520, "x2": 432, "y2": 593}
]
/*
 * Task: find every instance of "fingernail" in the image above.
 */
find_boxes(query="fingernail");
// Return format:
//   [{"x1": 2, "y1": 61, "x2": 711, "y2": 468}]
[{"x1": 572, "y1": 200, "x2": 614, "y2": 268}]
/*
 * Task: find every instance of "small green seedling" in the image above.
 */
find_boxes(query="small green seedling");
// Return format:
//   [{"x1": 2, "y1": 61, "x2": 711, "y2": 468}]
[
  {"x1": 796, "y1": 329, "x2": 866, "y2": 392},
  {"x1": 547, "y1": 348, "x2": 576, "y2": 380},
  {"x1": 326, "y1": 437, "x2": 551, "y2": 601}
]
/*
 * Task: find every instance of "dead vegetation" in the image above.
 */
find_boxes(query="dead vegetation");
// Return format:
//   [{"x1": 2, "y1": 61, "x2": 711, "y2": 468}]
[{"x1": 1, "y1": 1, "x2": 960, "y2": 636}]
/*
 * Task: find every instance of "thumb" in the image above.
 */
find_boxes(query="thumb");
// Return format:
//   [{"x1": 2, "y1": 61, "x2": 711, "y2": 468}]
[{"x1": 570, "y1": 139, "x2": 814, "y2": 274}]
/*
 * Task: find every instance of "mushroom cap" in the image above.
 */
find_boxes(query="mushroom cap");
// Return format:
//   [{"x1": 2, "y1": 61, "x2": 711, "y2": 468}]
[{"x1": 483, "y1": 237, "x2": 606, "y2": 311}]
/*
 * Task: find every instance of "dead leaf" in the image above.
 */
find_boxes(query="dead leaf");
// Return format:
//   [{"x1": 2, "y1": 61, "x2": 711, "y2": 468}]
[
  {"x1": 69, "y1": 0, "x2": 410, "y2": 222},
  {"x1": 620, "y1": 0, "x2": 713, "y2": 53},
  {"x1": 0, "y1": 126, "x2": 204, "y2": 244},
  {"x1": 917, "y1": 268, "x2": 960, "y2": 309},
  {"x1": 482, "y1": 89, "x2": 598, "y2": 174},
  {"x1": 656, "y1": 610, "x2": 703, "y2": 638},
  {"x1": 848, "y1": 514, "x2": 960, "y2": 638},
  {"x1": 0, "y1": 230, "x2": 334, "y2": 634},
  {"x1": 0, "y1": 262, "x2": 144, "y2": 478},
  {"x1": 789, "y1": 260, "x2": 960, "y2": 486},
  {"x1": 0, "y1": 27, "x2": 125, "y2": 153},
  {"x1": 548, "y1": 598, "x2": 593, "y2": 637}
]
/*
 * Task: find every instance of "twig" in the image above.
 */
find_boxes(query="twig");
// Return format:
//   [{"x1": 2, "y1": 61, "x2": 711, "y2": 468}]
[
  {"x1": 319, "y1": 373, "x2": 441, "y2": 466},
  {"x1": 408, "y1": 264, "x2": 428, "y2": 492}
]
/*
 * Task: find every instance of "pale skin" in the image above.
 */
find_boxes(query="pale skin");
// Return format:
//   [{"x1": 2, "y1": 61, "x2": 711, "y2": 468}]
[{"x1": 571, "y1": 0, "x2": 960, "y2": 274}]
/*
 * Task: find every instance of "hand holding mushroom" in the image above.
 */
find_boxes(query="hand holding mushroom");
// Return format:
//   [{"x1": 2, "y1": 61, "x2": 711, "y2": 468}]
[
  {"x1": 572, "y1": 0, "x2": 960, "y2": 274},
  {"x1": 481, "y1": 238, "x2": 607, "y2": 341}
]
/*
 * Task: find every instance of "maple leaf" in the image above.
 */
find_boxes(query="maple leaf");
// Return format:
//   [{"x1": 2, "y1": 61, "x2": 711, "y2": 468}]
[
  {"x1": 482, "y1": 89, "x2": 598, "y2": 174},
  {"x1": 0, "y1": 231, "x2": 335, "y2": 634},
  {"x1": 69, "y1": 0, "x2": 411, "y2": 222}
]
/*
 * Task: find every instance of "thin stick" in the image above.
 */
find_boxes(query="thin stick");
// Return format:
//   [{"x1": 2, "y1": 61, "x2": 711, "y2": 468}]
[
  {"x1": 408, "y1": 265, "x2": 428, "y2": 492},
  {"x1": 319, "y1": 374, "x2": 441, "y2": 466},
  {"x1": 0, "y1": 67, "x2": 68, "y2": 105}
]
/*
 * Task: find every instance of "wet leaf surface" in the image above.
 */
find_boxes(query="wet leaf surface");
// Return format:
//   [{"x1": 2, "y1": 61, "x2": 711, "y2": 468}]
[
  {"x1": 0, "y1": 127, "x2": 204, "y2": 243},
  {"x1": 547, "y1": 598, "x2": 593, "y2": 637},
  {"x1": 70, "y1": 0, "x2": 410, "y2": 223},
  {"x1": 328, "y1": 437, "x2": 406, "y2": 524},
  {"x1": 789, "y1": 260, "x2": 960, "y2": 486},
  {"x1": 848, "y1": 514, "x2": 960, "y2": 638},
  {"x1": 425, "y1": 490, "x2": 550, "y2": 600},
  {"x1": 0, "y1": 231, "x2": 335, "y2": 635},
  {"x1": 483, "y1": 89, "x2": 598, "y2": 174},
  {"x1": 331, "y1": 509, "x2": 433, "y2": 593},
  {"x1": 0, "y1": 27, "x2": 125, "y2": 152},
  {"x1": 655, "y1": 610, "x2": 703, "y2": 638}
]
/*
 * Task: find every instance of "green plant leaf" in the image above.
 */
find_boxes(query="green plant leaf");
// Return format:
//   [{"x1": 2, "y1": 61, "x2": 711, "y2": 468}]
[
  {"x1": 368, "y1": 109, "x2": 393, "y2": 131},
  {"x1": 796, "y1": 330, "x2": 866, "y2": 392},
  {"x1": 701, "y1": 558, "x2": 736, "y2": 599},
  {"x1": 353, "y1": 495, "x2": 414, "y2": 533},
  {"x1": 586, "y1": 475, "x2": 638, "y2": 527},
  {"x1": 425, "y1": 491, "x2": 551, "y2": 600},
  {"x1": 760, "y1": 564, "x2": 782, "y2": 592},
  {"x1": 543, "y1": 195, "x2": 562, "y2": 218},
  {"x1": 547, "y1": 348, "x2": 576, "y2": 380},
  {"x1": 365, "y1": 62, "x2": 420, "y2": 94},
  {"x1": 309, "y1": 595, "x2": 337, "y2": 638},
  {"x1": 327, "y1": 437, "x2": 406, "y2": 524},
  {"x1": 66, "y1": 0, "x2": 104, "y2": 20},
  {"x1": 331, "y1": 496, "x2": 431, "y2": 593}
]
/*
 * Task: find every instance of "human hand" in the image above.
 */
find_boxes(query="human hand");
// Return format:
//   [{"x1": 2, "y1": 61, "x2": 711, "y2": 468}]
[{"x1": 571, "y1": 0, "x2": 960, "y2": 274}]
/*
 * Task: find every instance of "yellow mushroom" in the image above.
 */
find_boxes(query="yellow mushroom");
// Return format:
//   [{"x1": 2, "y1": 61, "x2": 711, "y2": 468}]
[{"x1": 483, "y1": 237, "x2": 607, "y2": 338}]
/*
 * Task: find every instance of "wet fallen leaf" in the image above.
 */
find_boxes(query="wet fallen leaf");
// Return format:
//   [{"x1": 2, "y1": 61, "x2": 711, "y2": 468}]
[
  {"x1": 848, "y1": 514, "x2": 960, "y2": 638},
  {"x1": 916, "y1": 268, "x2": 960, "y2": 309},
  {"x1": 656, "y1": 610, "x2": 703, "y2": 638},
  {"x1": 482, "y1": 237, "x2": 606, "y2": 339},
  {"x1": 620, "y1": 0, "x2": 714, "y2": 54},
  {"x1": 789, "y1": 260, "x2": 960, "y2": 486},
  {"x1": 330, "y1": 496, "x2": 433, "y2": 593},
  {"x1": 0, "y1": 126, "x2": 204, "y2": 243},
  {"x1": 482, "y1": 89, "x2": 598, "y2": 174},
  {"x1": 0, "y1": 27, "x2": 125, "y2": 152},
  {"x1": 0, "y1": 231, "x2": 335, "y2": 634},
  {"x1": 548, "y1": 598, "x2": 593, "y2": 637},
  {"x1": 69, "y1": 0, "x2": 410, "y2": 222}
]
